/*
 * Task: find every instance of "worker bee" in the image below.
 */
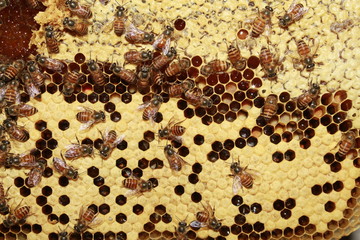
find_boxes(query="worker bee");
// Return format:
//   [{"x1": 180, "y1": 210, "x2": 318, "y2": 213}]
[
  {"x1": 137, "y1": 65, "x2": 152, "y2": 93},
  {"x1": 1, "y1": 59, "x2": 24, "y2": 82},
  {"x1": 296, "y1": 82, "x2": 320, "y2": 109},
  {"x1": 230, "y1": 158, "x2": 255, "y2": 193},
  {"x1": 4, "y1": 79, "x2": 20, "y2": 106},
  {"x1": 45, "y1": 25, "x2": 60, "y2": 54},
  {"x1": 330, "y1": 19, "x2": 355, "y2": 36},
  {"x1": 65, "y1": 0, "x2": 92, "y2": 19},
  {"x1": 165, "y1": 58, "x2": 191, "y2": 77},
  {"x1": 249, "y1": 6, "x2": 273, "y2": 38},
  {"x1": 53, "y1": 156, "x2": 79, "y2": 180},
  {"x1": 27, "y1": 60, "x2": 49, "y2": 88},
  {"x1": 164, "y1": 144, "x2": 188, "y2": 171},
  {"x1": 293, "y1": 38, "x2": 319, "y2": 72},
  {"x1": 74, "y1": 206, "x2": 101, "y2": 233},
  {"x1": 152, "y1": 71, "x2": 164, "y2": 85},
  {"x1": 110, "y1": 63, "x2": 137, "y2": 84},
  {"x1": 58, "y1": 227, "x2": 69, "y2": 240},
  {"x1": 76, "y1": 106, "x2": 105, "y2": 130},
  {"x1": 261, "y1": 95, "x2": 278, "y2": 123},
  {"x1": 63, "y1": 141, "x2": 93, "y2": 161},
  {"x1": 35, "y1": 54, "x2": 64, "y2": 72},
  {"x1": 3, "y1": 119, "x2": 29, "y2": 142},
  {"x1": 200, "y1": 60, "x2": 230, "y2": 76},
  {"x1": 158, "y1": 118, "x2": 186, "y2": 143},
  {"x1": 25, "y1": 0, "x2": 42, "y2": 9},
  {"x1": 62, "y1": 70, "x2": 83, "y2": 97},
  {"x1": 278, "y1": 1, "x2": 307, "y2": 28},
  {"x1": 26, "y1": 159, "x2": 46, "y2": 187},
  {"x1": 87, "y1": 60, "x2": 106, "y2": 86},
  {"x1": 5, "y1": 103, "x2": 38, "y2": 118},
  {"x1": 0, "y1": 0, "x2": 9, "y2": 12},
  {"x1": 175, "y1": 218, "x2": 189, "y2": 240},
  {"x1": 184, "y1": 88, "x2": 213, "y2": 108},
  {"x1": 152, "y1": 47, "x2": 177, "y2": 70},
  {"x1": 138, "y1": 94, "x2": 163, "y2": 122},
  {"x1": 167, "y1": 79, "x2": 194, "y2": 98},
  {"x1": 98, "y1": 130, "x2": 125, "y2": 160},
  {"x1": 226, "y1": 41, "x2": 247, "y2": 71},
  {"x1": 259, "y1": 47, "x2": 283, "y2": 81},
  {"x1": 125, "y1": 23, "x2": 155, "y2": 44},
  {"x1": 3, "y1": 204, "x2": 31, "y2": 228},
  {"x1": 190, "y1": 202, "x2": 222, "y2": 231},
  {"x1": 63, "y1": 17, "x2": 89, "y2": 36},
  {"x1": 124, "y1": 49, "x2": 153, "y2": 65},
  {"x1": 21, "y1": 72, "x2": 41, "y2": 99},
  {"x1": 123, "y1": 178, "x2": 155, "y2": 196},
  {"x1": 0, "y1": 182, "x2": 9, "y2": 214},
  {"x1": 337, "y1": 131, "x2": 356, "y2": 157},
  {"x1": 153, "y1": 25, "x2": 174, "y2": 53},
  {"x1": 5, "y1": 152, "x2": 39, "y2": 169},
  {"x1": 0, "y1": 140, "x2": 11, "y2": 165},
  {"x1": 113, "y1": 6, "x2": 127, "y2": 36}
]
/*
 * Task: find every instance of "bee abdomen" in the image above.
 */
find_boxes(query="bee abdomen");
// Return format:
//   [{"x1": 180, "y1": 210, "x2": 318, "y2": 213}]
[
  {"x1": 171, "y1": 126, "x2": 185, "y2": 136},
  {"x1": 76, "y1": 112, "x2": 92, "y2": 123},
  {"x1": 123, "y1": 179, "x2": 138, "y2": 189}
]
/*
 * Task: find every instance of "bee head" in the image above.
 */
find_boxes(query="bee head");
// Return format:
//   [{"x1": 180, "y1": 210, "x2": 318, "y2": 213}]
[
  {"x1": 144, "y1": 33, "x2": 154, "y2": 42},
  {"x1": 3, "y1": 119, "x2": 14, "y2": 129},
  {"x1": 62, "y1": 82, "x2": 75, "y2": 96},
  {"x1": 115, "y1": 6, "x2": 125, "y2": 16},
  {"x1": 45, "y1": 25, "x2": 53, "y2": 32},
  {"x1": 164, "y1": 144, "x2": 174, "y2": 155},
  {"x1": 201, "y1": 97, "x2": 213, "y2": 108},
  {"x1": 66, "y1": 0, "x2": 78, "y2": 9},
  {"x1": 164, "y1": 25, "x2": 174, "y2": 35},
  {"x1": 146, "y1": 180, "x2": 154, "y2": 190},
  {"x1": 74, "y1": 223, "x2": 83, "y2": 233},
  {"x1": 82, "y1": 145, "x2": 93, "y2": 155},
  {"x1": 100, "y1": 145, "x2": 110, "y2": 158},
  {"x1": 3, "y1": 217, "x2": 15, "y2": 228},
  {"x1": 210, "y1": 218, "x2": 222, "y2": 231},
  {"x1": 94, "y1": 111, "x2": 106, "y2": 121},
  {"x1": 27, "y1": 62, "x2": 37, "y2": 72},
  {"x1": 68, "y1": 169, "x2": 79, "y2": 180},
  {"x1": 264, "y1": 6, "x2": 273, "y2": 16}
]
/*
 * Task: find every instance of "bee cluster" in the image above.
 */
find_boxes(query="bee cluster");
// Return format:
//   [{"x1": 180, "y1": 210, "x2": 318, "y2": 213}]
[{"x1": 0, "y1": 0, "x2": 360, "y2": 240}]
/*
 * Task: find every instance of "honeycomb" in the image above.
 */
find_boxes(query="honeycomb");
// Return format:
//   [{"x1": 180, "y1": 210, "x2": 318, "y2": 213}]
[{"x1": 0, "y1": 0, "x2": 359, "y2": 240}]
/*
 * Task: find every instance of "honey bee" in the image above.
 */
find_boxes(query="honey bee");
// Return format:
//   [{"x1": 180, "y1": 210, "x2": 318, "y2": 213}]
[
  {"x1": 249, "y1": 6, "x2": 274, "y2": 38},
  {"x1": 152, "y1": 47, "x2": 177, "y2": 70},
  {"x1": 278, "y1": 1, "x2": 308, "y2": 28},
  {"x1": 4, "y1": 79, "x2": 20, "y2": 106},
  {"x1": 167, "y1": 79, "x2": 194, "y2": 98},
  {"x1": 98, "y1": 130, "x2": 125, "y2": 160},
  {"x1": 63, "y1": 17, "x2": 89, "y2": 36},
  {"x1": 76, "y1": 106, "x2": 105, "y2": 130},
  {"x1": 137, "y1": 65, "x2": 152, "y2": 93},
  {"x1": 26, "y1": 159, "x2": 46, "y2": 187},
  {"x1": 230, "y1": 158, "x2": 255, "y2": 193},
  {"x1": 259, "y1": 47, "x2": 283, "y2": 81},
  {"x1": 110, "y1": 63, "x2": 137, "y2": 84},
  {"x1": 125, "y1": 23, "x2": 155, "y2": 44},
  {"x1": 124, "y1": 50, "x2": 153, "y2": 65},
  {"x1": 158, "y1": 118, "x2": 186, "y2": 142},
  {"x1": 138, "y1": 94, "x2": 163, "y2": 122},
  {"x1": 164, "y1": 144, "x2": 188, "y2": 171},
  {"x1": 45, "y1": 25, "x2": 60, "y2": 54},
  {"x1": 5, "y1": 152, "x2": 39, "y2": 169},
  {"x1": 175, "y1": 219, "x2": 189, "y2": 240},
  {"x1": 87, "y1": 60, "x2": 106, "y2": 86},
  {"x1": 35, "y1": 54, "x2": 64, "y2": 72},
  {"x1": 0, "y1": 140, "x2": 11, "y2": 165},
  {"x1": 65, "y1": 0, "x2": 92, "y2": 19},
  {"x1": 226, "y1": 41, "x2": 247, "y2": 71},
  {"x1": 184, "y1": 88, "x2": 213, "y2": 108},
  {"x1": 152, "y1": 71, "x2": 164, "y2": 85},
  {"x1": 58, "y1": 228, "x2": 69, "y2": 240},
  {"x1": 26, "y1": 60, "x2": 49, "y2": 88},
  {"x1": 0, "y1": 182, "x2": 9, "y2": 214},
  {"x1": 63, "y1": 141, "x2": 93, "y2": 161},
  {"x1": 3, "y1": 119, "x2": 29, "y2": 142},
  {"x1": 6, "y1": 103, "x2": 38, "y2": 117},
  {"x1": 296, "y1": 82, "x2": 320, "y2": 109},
  {"x1": 293, "y1": 38, "x2": 319, "y2": 72},
  {"x1": 330, "y1": 19, "x2": 355, "y2": 36},
  {"x1": 0, "y1": 0, "x2": 9, "y2": 12},
  {"x1": 337, "y1": 131, "x2": 356, "y2": 157},
  {"x1": 25, "y1": 0, "x2": 42, "y2": 9},
  {"x1": 62, "y1": 70, "x2": 83, "y2": 96},
  {"x1": 153, "y1": 25, "x2": 174, "y2": 53},
  {"x1": 189, "y1": 202, "x2": 222, "y2": 231},
  {"x1": 20, "y1": 72, "x2": 41, "y2": 99},
  {"x1": 165, "y1": 58, "x2": 191, "y2": 77},
  {"x1": 1, "y1": 59, "x2": 25, "y2": 82},
  {"x1": 113, "y1": 6, "x2": 127, "y2": 36},
  {"x1": 74, "y1": 206, "x2": 101, "y2": 233},
  {"x1": 123, "y1": 178, "x2": 155, "y2": 196},
  {"x1": 261, "y1": 95, "x2": 278, "y2": 123},
  {"x1": 200, "y1": 59, "x2": 230, "y2": 76},
  {"x1": 3, "y1": 204, "x2": 31, "y2": 228},
  {"x1": 53, "y1": 156, "x2": 79, "y2": 180}
]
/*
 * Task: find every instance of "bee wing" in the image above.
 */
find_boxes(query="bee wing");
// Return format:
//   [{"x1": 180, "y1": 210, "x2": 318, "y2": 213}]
[
  {"x1": 77, "y1": 106, "x2": 93, "y2": 112},
  {"x1": 232, "y1": 175, "x2": 242, "y2": 194},
  {"x1": 24, "y1": 82, "x2": 40, "y2": 99},
  {"x1": 152, "y1": 33, "x2": 164, "y2": 49},
  {"x1": 189, "y1": 220, "x2": 207, "y2": 228},
  {"x1": 89, "y1": 216, "x2": 103, "y2": 228},
  {"x1": 137, "y1": 101, "x2": 151, "y2": 110},
  {"x1": 18, "y1": 104, "x2": 38, "y2": 116},
  {"x1": 114, "y1": 134, "x2": 125, "y2": 145},
  {"x1": 162, "y1": 38, "x2": 171, "y2": 55},
  {"x1": 65, "y1": 144, "x2": 81, "y2": 150},
  {"x1": 287, "y1": 0, "x2": 298, "y2": 13},
  {"x1": 79, "y1": 120, "x2": 95, "y2": 131},
  {"x1": 125, "y1": 23, "x2": 144, "y2": 38},
  {"x1": 102, "y1": 17, "x2": 115, "y2": 33},
  {"x1": 292, "y1": 7, "x2": 308, "y2": 22},
  {"x1": 125, "y1": 189, "x2": 140, "y2": 197},
  {"x1": 26, "y1": 167, "x2": 43, "y2": 187},
  {"x1": 169, "y1": 153, "x2": 188, "y2": 171},
  {"x1": 53, "y1": 157, "x2": 68, "y2": 173}
]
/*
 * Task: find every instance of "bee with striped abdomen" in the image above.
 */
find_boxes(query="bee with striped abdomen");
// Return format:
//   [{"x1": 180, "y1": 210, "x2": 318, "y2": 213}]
[
  {"x1": 261, "y1": 95, "x2": 278, "y2": 123},
  {"x1": 63, "y1": 17, "x2": 89, "y2": 36},
  {"x1": 25, "y1": 0, "x2": 42, "y2": 9},
  {"x1": 184, "y1": 87, "x2": 212, "y2": 108},
  {"x1": 65, "y1": 0, "x2": 92, "y2": 19},
  {"x1": 165, "y1": 58, "x2": 191, "y2": 77},
  {"x1": 1, "y1": 60, "x2": 24, "y2": 82},
  {"x1": 152, "y1": 47, "x2": 177, "y2": 70},
  {"x1": 53, "y1": 156, "x2": 79, "y2": 180},
  {"x1": 62, "y1": 70, "x2": 83, "y2": 97},
  {"x1": 137, "y1": 65, "x2": 152, "y2": 94},
  {"x1": 278, "y1": 1, "x2": 308, "y2": 29},
  {"x1": 21, "y1": 72, "x2": 41, "y2": 99},
  {"x1": 337, "y1": 131, "x2": 356, "y2": 158},
  {"x1": 153, "y1": 25, "x2": 174, "y2": 53},
  {"x1": 249, "y1": 5, "x2": 273, "y2": 38},
  {"x1": 123, "y1": 178, "x2": 155, "y2": 196},
  {"x1": 0, "y1": 182, "x2": 10, "y2": 215},
  {"x1": 36, "y1": 55, "x2": 64, "y2": 72},
  {"x1": 138, "y1": 94, "x2": 163, "y2": 123},
  {"x1": 200, "y1": 59, "x2": 230, "y2": 76},
  {"x1": 45, "y1": 25, "x2": 60, "y2": 54},
  {"x1": 74, "y1": 206, "x2": 101, "y2": 233},
  {"x1": 6, "y1": 103, "x2": 38, "y2": 118},
  {"x1": 4, "y1": 80, "x2": 20, "y2": 106},
  {"x1": 292, "y1": 38, "x2": 320, "y2": 73},
  {"x1": 124, "y1": 49, "x2": 153, "y2": 65},
  {"x1": 98, "y1": 130, "x2": 125, "y2": 160},
  {"x1": 26, "y1": 159, "x2": 46, "y2": 187},
  {"x1": 259, "y1": 47, "x2": 283, "y2": 81},
  {"x1": 158, "y1": 118, "x2": 186, "y2": 143},
  {"x1": 230, "y1": 158, "x2": 255, "y2": 193},
  {"x1": 175, "y1": 218, "x2": 189, "y2": 240},
  {"x1": 76, "y1": 106, "x2": 105, "y2": 130},
  {"x1": 190, "y1": 202, "x2": 222, "y2": 231},
  {"x1": 296, "y1": 82, "x2": 320, "y2": 109},
  {"x1": 3, "y1": 119, "x2": 29, "y2": 142},
  {"x1": 167, "y1": 79, "x2": 194, "y2": 98},
  {"x1": 63, "y1": 140, "x2": 93, "y2": 161},
  {"x1": 5, "y1": 151, "x2": 39, "y2": 169},
  {"x1": 113, "y1": 5, "x2": 127, "y2": 36},
  {"x1": 87, "y1": 60, "x2": 106, "y2": 86},
  {"x1": 164, "y1": 144, "x2": 188, "y2": 171},
  {"x1": 27, "y1": 60, "x2": 49, "y2": 88},
  {"x1": 3, "y1": 204, "x2": 31, "y2": 228},
  {"x1": 125, "y1": 23, "x2": 155, "y2": 44},
  {"x1": 110, "y1": 63, "x2": 137, "y2": 84},
  {"x1": 226, "y1": 40, "x2": 247, "y2": 71}
]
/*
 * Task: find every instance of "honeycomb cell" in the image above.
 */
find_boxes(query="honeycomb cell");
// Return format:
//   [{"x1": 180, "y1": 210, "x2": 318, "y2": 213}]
[
  {"x1": 247, "y1": 137, "x2": 258, "y2": 147},
  {"x1": 323, "y1": 182, "x2": 333, "y2": 194},
  {"x1": 174, "y1": 185, "x2": 184, "y2": 196},
  {"x1": 284, "y1": 150, "x2": 295, "y2": 161},
  {"x1": 35, "y1": 120, "x2": 47, "y2": 131},
  {"x1": 99, "y1": 204, "x2": 110, "y2": 215},
  {"x1": 47, "y1": 83, "x2": 57, "y2": 94},
  {"x1": 188, "y1": 174, "x2": 199, "y2": 184},
  {"x1": 272, "y1": 151, "x2": 283, "y2": 163},
  {"x1": 273, "y1": 200, "x2": 285, "y2": 211},
  {"x1": 251, "y1": 203, "x2": 262, "y2": 214},
  {"x1": 330, "y1": 162, "x2": 341, "y2": 172},
  {"x1": 217, "y1": 103, "x2": 229, "y2": 113},
  {"x1": 238, "y1": 81, "x2": 250, "y2": 91},
  {"x1": 117, "y1": 139, "x2": 127, "y2": 150},
  {"x1": 42, "y1": 205, "x2": 53, "y2": 215},
  {"x1": 339, "y1": 120, "x2": 352, "y2": 132},
  {"x1": 94, "y1": 176, "x2": 105, "y2": 187},
  {"x1": 88, "y1": 93, "x2": 98, "y2": 103},
  {"x1": 138, "y1": 140, "x2": 150, "y2": 151},
  {"x1": 132, "y1": 168, "x2": 143, "y2": 179},
  {"x1": 206, "y1": 74, "x2": 218, "y2": 86},
  {"x1": 162, "y1": 213, "x2": 172, "y2": 223},
  {"x1": 36, "y1": 196, "x2": 47, "y2": 206},
  {"x1": 116, "y1": 213, "x2": 127, "y2": 224},
  {"x1": 191, "y1": 56, "x2": 202, "y2": 67},
  {"x1": 281, "y1": 209, "x2": 292, "y2": 219},
  {"x1": 300, "y1": 138, "x2": 311, "y2": 149},
  {"x1": 214, "y1": 84, "x2": 225, "y2": 95},
  {"x1": 87, "y1": 166, "x2": 99, "y2": 178},
  {"x1": 333, "y1": 181, "x2": 344, "y2": 192},
  {"x1": 242, "y1": 223, "x2": 253, "y2": 233},
  {"x1": 341, "y1": 99, "x2": 352, "y2": 111},
  {"x1": 284, "y1": 227, "x2": 293, "y2": 237},
  {"x1": 234, "y1": 91, "x2": 245, "y2": 102},
  {"x1": 143, "y1": 222, "x2": 155, "y2": 232},
  {"x1": 239, "y1": 204, "x2": 250, "y2": 215},
  {"x1": 246, "y1": 89, "x2": 258, "y2": 99},
  {"x1": 59, "y1": 195, "x2": 70, "y2": 206},
  {"x1": 218, "y1": 73, "x2": 230, "y2": 84},
  {"x1": 219, "y1": 226, "x2": 230, "y2": 236},
  {"x1": 333, "y1": 112, "x2": 347, "y2": 123},
  {"x1": 325, "y1": 201, "x2": 336, "y2": 212},
  {"x1": 58, "y1": 176, "x2": 69, "y2": 187},
  {"x1": 115, "y1": 195, "x2": 127, "y2": 206},
  {"x1": 270, "y1": 134, "x2": 281, "y2": 144},
  {"x1": 14, "y1": 177, "x2": 24, "y2": 188},
  {"x1": 207, "y1": 151, "x2": 219, "y2": 162},
  {"x1": 191, "y1": 192, "x2": 202, "y2": 203}
]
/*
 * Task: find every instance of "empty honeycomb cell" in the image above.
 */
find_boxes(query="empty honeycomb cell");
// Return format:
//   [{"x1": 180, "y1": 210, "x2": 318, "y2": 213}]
[
  {"x1": 99, "y1": 204, "x2": 110, "y2": 215},
  {"x1": 138, "y1": 158, "x2": 149, "y2": 169},
  {"x1": 303, "y1": 109, "x2": 314, "y2": 120},
  {"x1": 341, "y1": 99, "x2": 352, "y2": 111},
  {"x1": 207, "y1": 151, "x2": 219, "y2": 162},
  {"x1": 330, "y1": 162, "x2": 342, "y2": 172},
  {"x1": 225, "y1": 112, "x2": 236, "y2": 122},
  {"x1": 94, "y1": 85, "x2": 105, "y2": 94},
  {"x1": 351, "y1": 187, "x2": 360, "y2": 197},
  {"x1": 52, "y1": 73, "x2": 63, "y2": 85},
  {"x1": 47, "y1": 83, "x2": 58, "y2": 94},
  {"x1": 311, "y1": 185, "x2": 322, "y2": 195},
  {"x1": 5, "y1": 233, "x2": 16, "y2": 240},
  {"x1": 35, "y1": 120, "x2": 47, "y2": 131},
  {"x1": 87, "y1": 166, "x2": 99, "y2": 178},
  {"x1": 36, "y1": 196, "x2": 47, "y2": 206},
  {"x1": 333, "y1": 112, "x2": 347, "y2": 123},
  {"x1": 284, "y1": 150, "x2": 295, "y2": 161},
  {"x1": 219, "y1": 149, "x2": 230, "y2": 160},
  {"x1": 238, "y1": 233, "x2": 248, "y2": 240},
  {"x1": 246, "y1": 89, "x2": 258, "y2": 100},
  {"x1": 154, "y1": 112, "x2": 163, "y2": 123},
  {"x1": 327, "y1": 123, "x2": 338, "y2": 134},
  {"x1": 105, "y1": 83, "x2": 115, "y2": 94},
  {"x1": 144, "y1": 222, "x2": 155, "y2": 232},
  {"x1": 261, "y1": 231, "x2": 271, "y2": 240},
  {"x1": 223, "y1": 139, "x2": 235, "y2": 151},
  {"x1": 162, "y1": 213, "x2": 172, "y2": 223},
  {"x1": 11, "y1": 227, "x2": 20, "y2": 235},
  {"x1": 93, "y1": 138, "x2": 103, "y2": 150},
  {"x1": 235, "y1": 138, "x2": 246, "y2": 149},
  {"x1": 231, "y1": 224, "x2": 241, "y2": 234},
  {"x1": 94, "y1": 176, "x2": 105, "y2": 187},
  {"x1": 132, "y1": 168, "x2": 143, "y2": 179},
  {"x1": 150, "y1": 230, "x2": 162, "y2": 238},
  {"x1": 42, "y1": 205, "x2": 53, "y2": 215},
  {"x1": 149, "y1": 213, "x2": 161, "y2": 224},
  {"x1": 201, "y1": 115, "x2": 212, "y2": 125},
  {"x1": 116, "y1": 213, "x2": 127, "y2": 224},
  {"x1": 298, "y1": 120, "x2": 308, "y2": 130},
  {"x1": 284, "y1": 227, "x2": 294, "y2": 238},
  {"x1": 272, "y1": 151, "x2": 283, "y2": 163},
  {"x1": 41, "y1": 130, "x2": 52, "y2": 140},
  {"x1": 339, "y1": 219, "x2": 349, "y2": 229},
  {"x1": 240, "y1": 128, "x2": 251, "y2": 138},
  {"x1": 82, "y1": 232, "x2": 92, "y2": 240},
  {"x1": 64, "y1": 95, "x2": 76, "y2": 104},
  {"x1": 219, "y1": 226, "x2": 230, "y2": 236},
  {"x1": 88, "y1": 93, "x2": 99, "y2": 103},
  {"x1": 94, "y1": 232, "x2": 104, "y2": 240},
  {"x1": 270, "y1": 134, "x2": 281, "y2": 144},
  {"x1": 239, "y1": 204, "x2": 250, "y2": 215},
  {"x1": 354, "y1": 158, "x2": 360, "y2": 168},
  {"x1": 14, "y1": 177, "x2": 24, "y2": 188},
  {"x1": 282, "y1": 132, "x2": 293, "y2": 142},
  {"x1": 242, "y1": 223, "x2": 253, "y2": 233},
  {"x1": 206, "y1": 106, "x2": 217, "y2": 116},
  {"x1": 253, "y1": 222, "x2": 265, "y2": 233},
  {"x1": 149, "y1": 158, "x2": 163, "y2": 169},
  {"x1": 339, "y1": 120, "x2": 352, "y2": 132},
  {"x1": 218, "y1": 73, "x2": 230, "y2": 84},
  {"x1": 333, "y1": 181, "x2": 344, "y2": 192},
  {"x1": 188, "y1": 67, "x2": 199, "y2": 78},
  {"x1": 234, "y1": 91, "x2": 245, "y2": 102},
  {"x1": 58, "y1": 176, "x2": 69, "y2": 187},
  {"x1": 20, "y1": 186, "x2": 30, "y2": 197},
  {"x1": 178, "y1": 146, "x2": 189, "y2": 157},
  {"x1": 247, "y1": 137, "x2": 258, "y2": 147},
  {"x1": 325, "y1": 201, "x2": 336, "y2": 212},
  {"x1": 76, "y1": 92, "x2": 87, "y2": 103},
  {"x1": 115, "y1": 195, "x2": 127, "y2": 206},
  {"x1": 104, "y1": 102, "x2": 115, "y2": 113},
  {"x1": 215, "y1": 84, "x2": 225, "y2": 95},
  {"x1": 327, "y1": 103, "x2": 338, "y2": 115},
  {"x1": 32, "y1": 224, "x2": 42, "y2": 234},
  {"x1": 47, "y1": 139, "x2": 58, "y2": 150},
  {"x1": 138, "y1": 140, "x2": 150, "y2": 151},
  {"x1": 58, "y1": 195, "x2": 70, "y2": 206},
  {"x1": 229, "y1": 101, "x2": 240, "y2": 112},
  {"x1": 273, "y1": 200, "x2": 285, "y2": 211},
  {"x1": 109, "y1": 111, "x2": 121, "y2": 123},
  {"x1": 304, "y1": 128, "x2": 315, "y2": 139},
  {"x1": 251, "y1": 203, "x2": 262, "y2": 214},
  {"x1": 174, "y1": 185, "x2": 185, "y2": 195},
  {"x1": 300, "y1": 138, "x2": 311, "y2": 149},
  {"x1": 191, "y1": 192, "x2": 202, "y2": 202},
  {"x1": 285, "y1": 198, "x2": 296, "y2": 209},
  {"x1": 343, "y1": 208, "x2": 353, "y2": 218},
  {"x1": 213, "y1": 113, "x2": 225, "y2": 124},
  {"x1": 99, "y1": 93, "x2": 109, "y2": 103}
]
